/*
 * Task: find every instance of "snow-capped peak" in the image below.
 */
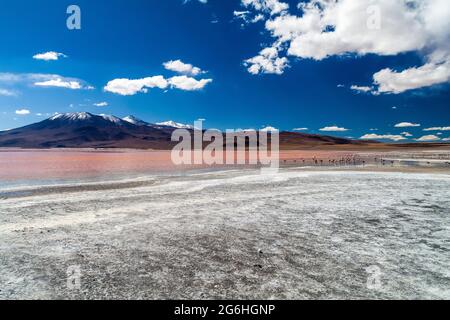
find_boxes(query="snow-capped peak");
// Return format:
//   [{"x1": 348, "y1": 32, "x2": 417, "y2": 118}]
[
  {"x1": 260, "y1": 126, "x2": 279, "y2": 132},
  {"x1": 99, "y1": 114, "x2": 123, "y2": 124},
  {"x1": 156, "y1": 120, "x2": 194, "y2": 129},
  {"x1": 49, "y1": 112, "x2": 93, "y2": 121},
  {"x1": 123, "y1": 115, "x2": 148, "y2": 126},
  {"x1": 49, "y1": 112, "x2": 125, "y2": 125}
]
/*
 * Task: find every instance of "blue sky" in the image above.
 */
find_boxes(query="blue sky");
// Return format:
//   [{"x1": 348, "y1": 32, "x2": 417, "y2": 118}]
[{"x1": 0, "y1": 0, "x2": 449, "y2": 141}]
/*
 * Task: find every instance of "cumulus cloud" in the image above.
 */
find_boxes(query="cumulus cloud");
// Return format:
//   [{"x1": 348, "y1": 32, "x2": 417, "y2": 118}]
[
  {"x1": 320, "y1": 126, "x2": 349, "y2": 132},
  {"x1": 104, "y1": 75, "x2": 212, "y2": 95},
  {"x1": 15, "y1": 109, "x2": 30, "y2": 115},
  {"x1": 241, "y1": 0, "x2": 289, "y2": 16},
  {"x1": 394, "y1": 122, "x2": 421, "y2": 128},
  {"x1": 33, "y1": 51, "x2": 67, "y2": 61},
  {"x1": 360, "y1": 134, "x2": 406, "y2": 141},
  {"x1": 401, "y1": 132, "x2": 413, "y2": 137},
  {"x1": 374, "y1": 63, "x2": 450, "y2": 94},
  {"x1": 423, "y1": 126, "x2": 450, "y2": 131},
  {"x1": 245, "y1": 46, "x2": 289, "y2": 75},
  {"x1": 163, "y1": 60, "x2": 204, "y2": 76},
  {"x1": 416, "y1": 135, "x2": 441, "y2": 141},
  {"x1": 168, "y1": 76, "x2": 212, "y2": 91},
  {"x1": 239, "y1": 0, "x2": 450, "y2": 93},
  {"x1": 104, "y1": 76, "x2": 168, "y2": 96}
]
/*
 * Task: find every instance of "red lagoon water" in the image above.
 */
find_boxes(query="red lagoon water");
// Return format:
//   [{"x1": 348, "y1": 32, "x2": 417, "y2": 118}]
[
  {"x1": 0, "y1": 150, "x2": 181, "y2": 181},
  {"x1": 0, "y1": 149, "x2": 357, "y2": 181}
]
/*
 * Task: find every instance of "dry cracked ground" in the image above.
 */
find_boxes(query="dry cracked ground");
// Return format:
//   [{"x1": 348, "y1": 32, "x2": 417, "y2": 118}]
[{"x1": 0, "y1": 168, "x2": 449, "y2": 299}]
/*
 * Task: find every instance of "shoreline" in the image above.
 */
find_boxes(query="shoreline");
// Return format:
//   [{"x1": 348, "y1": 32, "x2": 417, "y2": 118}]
[
  {"x1": 0, "y1": 147, "x2": 449, "y2": 187},
  {"x1": 1, "y1": 165, "x2": 449, "y2": 200}
]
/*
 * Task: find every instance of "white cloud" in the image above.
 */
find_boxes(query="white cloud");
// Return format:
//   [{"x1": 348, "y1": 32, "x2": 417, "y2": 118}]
[
  {"x1": 293, "y1": 127, "x2": 308, "y2": 131},
  {"x1": 0, "y1": 88, "x2": 17, "y2": 96},
  {"x1": 282, "y1": 1, "x2": 429, "y2": 60},
  {"x1": 104, "y1": 76, "x2": 168, "y2": 95},
  {"x1": 0, "y1": 73, "x2": 92, "y2": 90},
  {"x1": 234, "y1": 10, "x2": 264, "y2": 24},
  {"x1": 320, "y1": 126, "x2": 349, "y2": 132},
  {"x1": 94, "y1": 102, "x2": 108, "y2": 107},
  {"x1": 15, "y1": 109, "x2": 30, "y2": 115},
  {"x1": 374, "y1": 63, "x2": 450, "y2": 94},
  {"x1": 234, "y1": 10, "x2": 250, "y2": 22},
  {"x1": 350, "y1": 85, "x2": 373, "y2": 93},
  {"x1": 104, "y1": 75, "x2": 212, "y2": 95},
  {"x1": 241, "y1": 0, "x2": 289, "y2": 16},
  {"x1": 423, "y1": 126, "x2": 450, "y2": 131},
  {"x1": 360, "y1": 134, "x2": 406, "y2": 141},
  {"x1": 401, "y1": 132, "x2": 413, "y2": 137},
  {"x1": 168, "y1": 76, "x2": 213, "y2": 91},
  {"x1": 416, "y1": 135, "x2": 441, "y2": 141},
  {"x1": 34, "y1": 78, "x2": 83, "y2": 90},
  {"x1": 163, "y1": 60, "x2": 203, "y2": 76},
  {"x1": 394, "y1": 122, "x2": 421, "y2": 128},
  {"x1": 245, "y1": 46, "x2": 289, "y2": 75},
  {"x1": 240, "y1": 0, "x2": 450, "y2": 93},
  {"x1": 33, "y1": 51, "x2": 67, "y2": 61},
  {"x1": 234, "y1": 10, "x2": 250, "y2": 18},
  {"x1": 443, "y1": 137, "x2": 450, "y2": 141}
]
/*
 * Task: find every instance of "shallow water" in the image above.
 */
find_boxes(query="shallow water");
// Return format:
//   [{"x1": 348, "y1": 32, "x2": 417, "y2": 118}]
[
  {"x1": 0, "y1": 169, "x2": 449, "y2": 299},
  {"x1": 0, "y1": 149, "x2": 376, "y2": 184}
]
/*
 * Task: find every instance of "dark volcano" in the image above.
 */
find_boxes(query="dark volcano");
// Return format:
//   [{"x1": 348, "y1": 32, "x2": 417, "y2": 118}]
[{"x1": 0, "y1": 112, "x2": 384, "y2": 149}]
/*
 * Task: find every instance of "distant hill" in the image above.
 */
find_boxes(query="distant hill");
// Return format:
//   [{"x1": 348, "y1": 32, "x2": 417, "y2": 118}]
[{"x1": 0, "y1": 112, "x2": 420, "y2": 150}]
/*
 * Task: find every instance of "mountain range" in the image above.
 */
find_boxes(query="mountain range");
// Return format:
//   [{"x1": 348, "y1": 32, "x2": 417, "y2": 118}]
[{"x1": 0, "y1": 112, "x2": 440, "y2": 150}]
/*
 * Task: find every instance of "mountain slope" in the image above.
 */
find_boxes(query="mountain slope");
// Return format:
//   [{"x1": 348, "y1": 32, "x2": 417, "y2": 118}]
[
  {"x1": 122, "y1": 115, "x2": 149, "y2": 126},
  {"x1": 0, "y1": 112, "x2": 384, "y2": 149},
  {"x1": 0, "y1": 112, "x2": 175, "y2": 149}
]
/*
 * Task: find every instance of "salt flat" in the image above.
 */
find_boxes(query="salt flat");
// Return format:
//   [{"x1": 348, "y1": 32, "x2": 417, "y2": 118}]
[{"x1": 0, "y1": 168, "x2": 449, "y2": 299}]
